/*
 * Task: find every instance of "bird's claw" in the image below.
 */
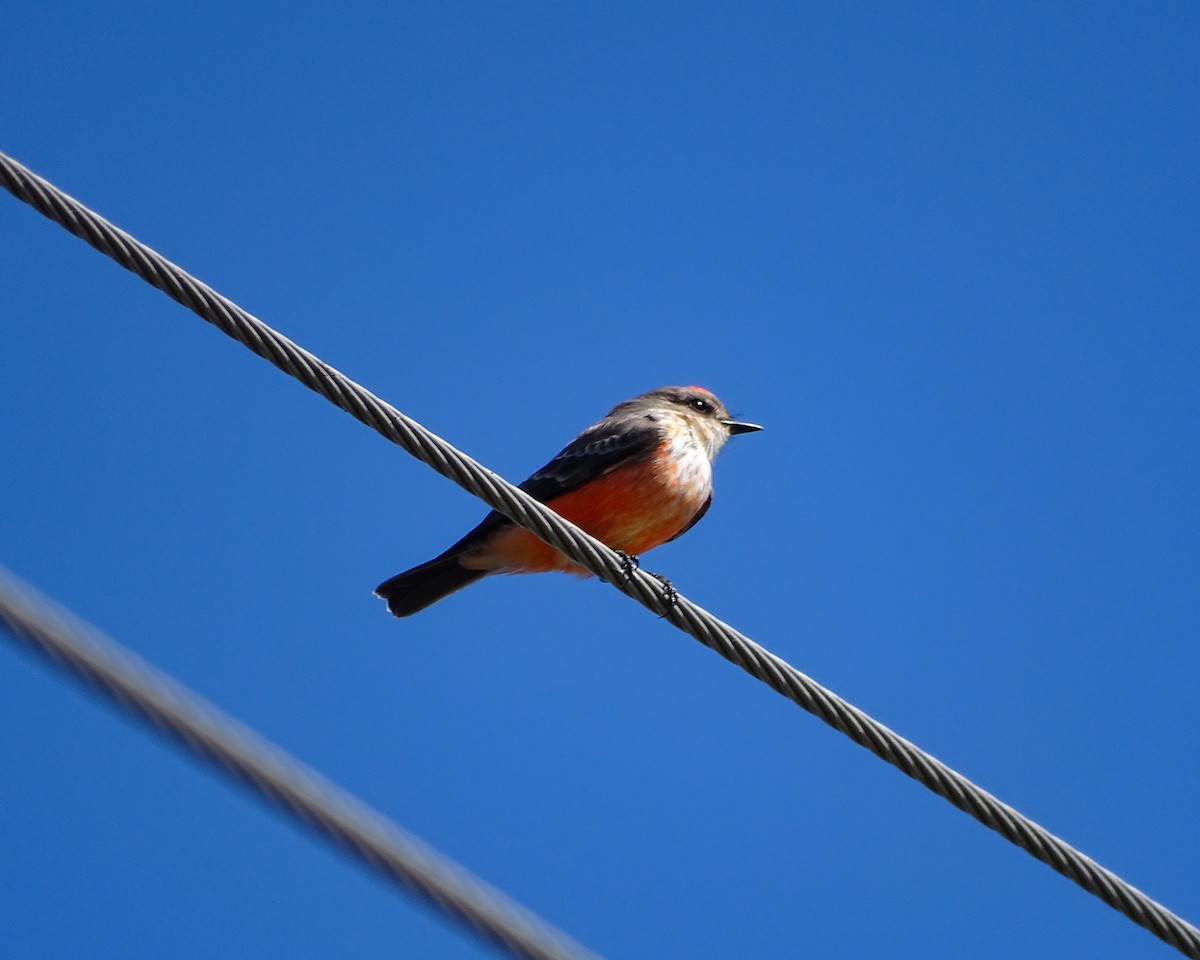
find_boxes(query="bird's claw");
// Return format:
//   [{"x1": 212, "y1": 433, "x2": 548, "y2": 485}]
[
  {"x1": 648, "y1": 572, "x2": 678, "y2": 613},
  {"x1": 615, "y1": 551, "x2": 676, "y2": 614}
]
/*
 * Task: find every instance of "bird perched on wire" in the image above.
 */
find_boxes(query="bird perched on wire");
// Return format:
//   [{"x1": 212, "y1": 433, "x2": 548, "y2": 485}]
[{"x1": 375, "y1": 385, "x2": 762, "y2": 617}]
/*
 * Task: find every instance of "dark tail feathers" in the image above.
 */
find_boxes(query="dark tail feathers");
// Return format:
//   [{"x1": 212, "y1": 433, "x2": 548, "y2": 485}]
[{"x1": 374, "y1": 555, "x2": 486, "y2": 617}]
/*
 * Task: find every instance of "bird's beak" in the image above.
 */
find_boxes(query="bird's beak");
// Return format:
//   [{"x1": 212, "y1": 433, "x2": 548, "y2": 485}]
[{"x1": 723, "y1": 419, "x2": 763, "y2": 435}]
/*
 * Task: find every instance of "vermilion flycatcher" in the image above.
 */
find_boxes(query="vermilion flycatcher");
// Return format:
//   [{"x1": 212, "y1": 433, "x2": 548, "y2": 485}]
[{"x1": 375, "y1": 385, "x2": 762, "y2": 616}]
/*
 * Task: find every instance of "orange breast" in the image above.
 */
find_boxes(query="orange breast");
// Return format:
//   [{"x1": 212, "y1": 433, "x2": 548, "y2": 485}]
[{"x1": 461, "y1": 454, "x2": 710, "y2": 576}]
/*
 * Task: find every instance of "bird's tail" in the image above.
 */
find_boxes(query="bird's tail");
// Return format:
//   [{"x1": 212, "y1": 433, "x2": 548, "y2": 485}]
[{"x1": 374, "y1": 554, "x2": 486, "y2": 617}]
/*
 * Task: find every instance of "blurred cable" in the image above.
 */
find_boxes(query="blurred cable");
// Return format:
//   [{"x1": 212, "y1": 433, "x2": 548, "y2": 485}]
[
  {"x1": 3, "y1": 147, "x2": 1198, "y2": 958},
  {"x1": 0, "y1": 566, "x2": 602, "y2": 960}
]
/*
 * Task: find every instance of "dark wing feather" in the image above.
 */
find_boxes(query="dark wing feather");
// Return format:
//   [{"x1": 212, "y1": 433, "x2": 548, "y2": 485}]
[
  {"x1": 434, "y1": 417, "x2": 662, "y2": 556},
  {"x1": 517, "y1": 419, "x2": 661, "y2": 502}
]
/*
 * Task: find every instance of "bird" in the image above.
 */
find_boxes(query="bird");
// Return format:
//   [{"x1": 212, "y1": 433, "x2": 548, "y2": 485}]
[{"x1": 375, "y1": 385, "x2": 762, "y2": 617}]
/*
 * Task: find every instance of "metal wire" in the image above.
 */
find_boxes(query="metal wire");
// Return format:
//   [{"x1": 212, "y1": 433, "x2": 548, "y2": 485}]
[
  {"x1": 0, "y1": 566, "x2": 602, "y2": 960},
  {"x1": 3, "y1": 147, "x2": 1198, "y2": 958}
]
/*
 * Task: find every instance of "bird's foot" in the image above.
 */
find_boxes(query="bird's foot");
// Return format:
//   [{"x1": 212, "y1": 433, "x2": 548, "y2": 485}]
[
  {"x1": 648, "y1": 572, "x2": 678, "y2": 613},
  {"x1": 615, "y1": 551, "x2": 676, "y2": 614}
]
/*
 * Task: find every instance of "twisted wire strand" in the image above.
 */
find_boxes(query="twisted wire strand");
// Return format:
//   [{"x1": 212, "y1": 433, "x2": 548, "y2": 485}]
[
  {"x1": 3, "y1": 148, "x2": 1197, "y2": 958},
  {"x1": 0, "y1": 567, "x2": 602, "y2": 960}
]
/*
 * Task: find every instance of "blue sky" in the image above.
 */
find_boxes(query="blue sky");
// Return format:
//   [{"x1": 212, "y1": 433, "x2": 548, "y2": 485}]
[{"x1": 2, "y1": 3, "x2": 1197, "y2": 958}]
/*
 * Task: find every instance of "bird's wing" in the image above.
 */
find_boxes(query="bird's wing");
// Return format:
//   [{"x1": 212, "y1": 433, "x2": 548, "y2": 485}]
[
  {"x1": 436, "y1": 417, "x2": 661, "y2": 557},
  {"x1": 518, "y1": 418, "x2": 661, "y2": 503}
]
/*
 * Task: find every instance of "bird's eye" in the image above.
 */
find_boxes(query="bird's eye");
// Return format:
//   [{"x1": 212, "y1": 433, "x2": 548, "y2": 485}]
[{"x1": 689, "y1": 397, "x2": 713, "y2": 413}]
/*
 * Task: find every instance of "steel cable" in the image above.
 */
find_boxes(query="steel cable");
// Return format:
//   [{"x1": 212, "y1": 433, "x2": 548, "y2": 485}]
[
  {"x1": 3, "y1": 148, "x2": 1197, "y2": 957},
  {"x1": 0, "y1": 567, "x2": 602, "y2": 960}
]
